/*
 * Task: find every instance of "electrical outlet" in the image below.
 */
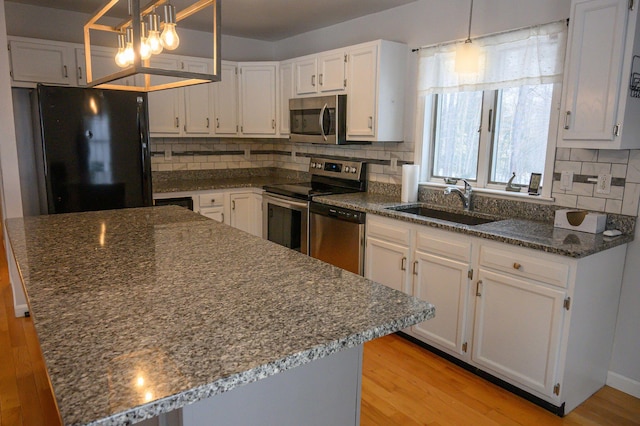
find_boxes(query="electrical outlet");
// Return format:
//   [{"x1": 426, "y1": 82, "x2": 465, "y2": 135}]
[
  {"x1": 596, "y1": 174, "x2": 612, "y2": 194},
  {"x1": 560, "y1": 171, "x2": 573, "y2": 190}
]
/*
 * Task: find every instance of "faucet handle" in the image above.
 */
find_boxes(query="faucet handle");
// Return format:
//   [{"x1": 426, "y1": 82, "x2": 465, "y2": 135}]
[{"x1": 460, "y1": 179, "x2": 472, "y2": 192}]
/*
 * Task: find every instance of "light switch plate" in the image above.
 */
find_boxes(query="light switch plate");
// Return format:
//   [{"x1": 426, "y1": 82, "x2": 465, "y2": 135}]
[{"x1": 560, "y1": 171, "x2": 573, "y2": 190}]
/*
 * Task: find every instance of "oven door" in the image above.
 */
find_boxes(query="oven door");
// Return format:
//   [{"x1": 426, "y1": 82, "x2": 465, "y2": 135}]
[{"x1": 262, "y1": 193, "x2": 309, "y2": 255}]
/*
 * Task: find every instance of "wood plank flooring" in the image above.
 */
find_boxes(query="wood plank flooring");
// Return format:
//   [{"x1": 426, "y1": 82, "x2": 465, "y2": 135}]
[{"x1": 1, "y1": 239, "x2": 638, "y2": 425}]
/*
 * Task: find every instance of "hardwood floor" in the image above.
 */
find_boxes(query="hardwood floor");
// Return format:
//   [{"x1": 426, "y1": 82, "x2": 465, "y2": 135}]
[{"x1": 1, "y1": 241, "x2": 639, "y2": 425}]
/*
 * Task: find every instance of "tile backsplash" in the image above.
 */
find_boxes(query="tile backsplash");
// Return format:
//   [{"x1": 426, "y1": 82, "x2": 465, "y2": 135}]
[
  {"x1": 151, "y1": 138, "x2": 640, "y2": 218},
  {"x1": 552, "y1": 148, "x2": 640, "y2": 216}
]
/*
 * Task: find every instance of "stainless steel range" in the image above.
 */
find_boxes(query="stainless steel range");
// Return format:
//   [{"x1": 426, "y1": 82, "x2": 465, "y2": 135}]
[{"x1": 263, "y1": 158, "x2": 367, "y2": 272}]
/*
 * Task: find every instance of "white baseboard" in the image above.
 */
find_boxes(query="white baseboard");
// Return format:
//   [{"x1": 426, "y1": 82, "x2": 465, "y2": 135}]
[
  {"x1": 607, "y1": 371, "x2": 640, "y2": 398},
  {"x1": 13, "y1": 303, "x2": 29, "y2": 318}
]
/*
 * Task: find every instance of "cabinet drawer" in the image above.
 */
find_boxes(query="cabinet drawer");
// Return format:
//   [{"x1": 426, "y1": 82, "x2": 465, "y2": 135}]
[
  {"x1": 415, "y1": 229, "x2": 471, "y2": 262},
  {"x1": 199, "y1": 193, "x2": 224, "y2": 208},
  {"x1": 367, "y1": 215, "x2": 411, "y2": 246},
  {"x1": 479, "y1": 245, "x2": 569, "y2": 288}
]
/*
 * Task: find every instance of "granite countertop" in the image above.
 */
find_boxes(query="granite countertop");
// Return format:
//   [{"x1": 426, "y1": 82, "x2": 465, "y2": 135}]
[
  {"x1": 313, "y1": 192, "x2": 633, "y2": 258},
  {"x1": 153, "y1": 176, "x2": 301, "y2": 193},
  {"x1": 5, "y1": 206, "x2": 434, "y2": 426}
]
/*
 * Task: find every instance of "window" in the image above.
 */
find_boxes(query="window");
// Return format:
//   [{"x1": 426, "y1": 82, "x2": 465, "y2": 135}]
[{"x1": 417, "y1": 21, "x2": 567, "y2": 196}]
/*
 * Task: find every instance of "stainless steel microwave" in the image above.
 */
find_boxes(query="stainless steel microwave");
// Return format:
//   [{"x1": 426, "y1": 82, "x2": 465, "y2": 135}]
[{"x1": 289, "y1": 94, "x2": 346, "y2": 144}]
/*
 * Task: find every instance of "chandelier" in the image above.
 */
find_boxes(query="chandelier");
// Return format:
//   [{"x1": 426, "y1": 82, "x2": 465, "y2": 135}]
[{"x1": 84, "y1": 0, "x2": 221, "y2": 92}]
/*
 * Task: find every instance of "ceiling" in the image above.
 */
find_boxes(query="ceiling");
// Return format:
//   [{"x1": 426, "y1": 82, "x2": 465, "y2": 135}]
[{"x1": 6, "y1": 0, "x2": 418, "y2": 41}]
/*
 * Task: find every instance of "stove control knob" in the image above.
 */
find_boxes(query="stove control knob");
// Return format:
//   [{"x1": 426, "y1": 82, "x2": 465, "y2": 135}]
[
  {"x1": 344, "y1": 166, "x2": 351, "y2": 173},
  {"x1": 352, "y1": 168, "x2": 358, "y2": 174}
]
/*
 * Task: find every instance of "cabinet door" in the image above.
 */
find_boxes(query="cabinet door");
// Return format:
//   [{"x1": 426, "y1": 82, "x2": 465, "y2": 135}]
[
  {"x1": 472, "y1": 269, "x2": 566, "y2": 397},
  {"x1": 412, "y1": 251, "x2": 469, "y2": 355},
  {"x1": 364, "y1": 237, "x2": 410, "y2": 294},
  {"x1": 346, "y1": 45, "x2": 377, "y2": 139},
  {"x1": 75, "y1": 47, "x2": 137, "y2": 87},
  {"x1": 318, "y1": 51, "x2": 345, "y2": 93},
  {"x1": 213, "y1": 62, "x2": 239, "y2": 135},
  {"x1": 295, "y1": 57, "x2": 318, "y2": 95},
  {"x1": 239, "y1": 64, "x2": 277, "y2": 135},
  {"x1": 199, "y1": 206, "x2": 225, "y2": 223},
  {"x1": 230, "y1": 192, "x2": 262, "y2": 237},
  {"x1": 9, "y1": 39, "x2": 74, "y2": 85},
  {"x1": 279, "y1": 62, "x2": 294, "y2": 135},
  {"x1": 560, "y1": 0, "x2": 629, "y2": 142},
  {"x1": 148, "y1": 57, "x2": 182, "y2": 135},
  {"x1": 183, "y1": 59, "x2": 213, "y2": 135}
]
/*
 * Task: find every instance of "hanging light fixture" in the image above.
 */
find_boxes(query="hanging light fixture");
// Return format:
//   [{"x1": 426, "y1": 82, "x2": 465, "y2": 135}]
[
  {"x1": 84, "y1": 0, "x2": 221, "y2": 92},
  {"x1": 455, "y1": 0, "x2": 480, "y2": 74},
  {"x1": 161, "y1": 3, "x2": 180, "y2": 50},
  {"x1": 147, "y1": 9, "x2": 163, "y2": 55}
]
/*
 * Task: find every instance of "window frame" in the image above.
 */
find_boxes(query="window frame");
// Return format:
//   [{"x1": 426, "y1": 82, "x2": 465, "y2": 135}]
[{"x1": 420, "y1": 83, "x2": 561, "y2": 199}]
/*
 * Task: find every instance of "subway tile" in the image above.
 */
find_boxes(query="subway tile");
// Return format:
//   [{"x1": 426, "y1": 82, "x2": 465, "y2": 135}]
[
  {"x1": 576, "y1": 196, "x2": 606, "y2": 212},
  {"x1": 622, "y1": 183, "x2": 640, "y2": 216},
  {"x1": 605, "y1": 199, "x2": 623, "y2": 214},
  {"x1": 593, "y1": 185, "x2": 624, "y2": 200},
  {"x1": 566, "y1": 182, "x2": 594, "y2": 197},
  {"x1": 552, "y1": 193, "x2": 577, "y2": 208},
  {"x1": 187, "y1": 163, "x2": 201, "y2": 170},
  {"x1": 555, "y1": 147, "x2": 571, "y2": 161},
  {"x1": 598, "y1": 149, "x2": 629, "y2": 163},
  {"x1": 570, "y1": 148, "x2": 598, "y2": 162},
  {"x1": 172, "y1": 163, "x2": 187, "y2": 171},
  {"x1": 554, "y1": 160, "x2": 582, "y2": 174},
  {"x1": 626, "y1": 150, "x2": 640, "y2": 183},
  {"x1": 157, "y1": 164, "x2": 173, "y2": 172},
  {"x1": 611, "y1": 164, "x2": 628, "y2": 179},
  {"x1": 581, "y1": 162, "x2": 611, "y2": 176}
]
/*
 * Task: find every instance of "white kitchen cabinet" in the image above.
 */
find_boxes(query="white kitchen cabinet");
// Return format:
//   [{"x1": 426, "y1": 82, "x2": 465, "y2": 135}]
[
  {"x1": 197, "y1": 191, "x2": 228, "y2": 223},
  {"x1": 558, "y1": 0, "x2": 640, "y2": 149},
  {"x1": 213, "y1": 61, "x2": 239, "y2": 136},
  {"x1": 364, "y1": 213, "x2": 627, "y2": 413},
  {"x1": 279, "y1": 60, "x2": 294, "y2": 136},
  {"x1": 229, "y1": 191, "x2": 263, "y2": 237},
  {"x1": 346, "y1": 40, "x2": 407, "y2": 142},
  {"x1": 8, "y1": 37, "x2": 75, "y2": 87},
  {"x1": 294, "y1": 50, "x2": 346, "y2": 96},
  {"x1": 239, "y1": 62, "x2": 278, "y2": 136},
  {"x1": 148, "y1": 56, "x2": 214, "y2": 137},
  {"x1": 75, "y1": 46, "x2": 137, "y2": 87},
  {"x1": 412, "y1": 229, "x2": 472, "y2": 356}
]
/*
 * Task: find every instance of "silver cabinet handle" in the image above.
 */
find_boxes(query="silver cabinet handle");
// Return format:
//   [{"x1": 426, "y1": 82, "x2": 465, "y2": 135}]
[
  {"x1": 368, "y1": 116, "x2": 373, "y2": 129},
  {"x1": 476, "y1": 280, "x2": 483, "y2": 297},
  {"x1": 63, "y1": 65, "x2": 68, "y2": 78},
  {"x1": 401, "y1": 257, "x2": 407, "y2": 271},
  {"x1": 221, "y1": 212, "x2": 224, "y2": 222},
  {"x1": 77, "y1": 66, "x2": 83, "y2": 80},
  {"x1": 175, "y1": 117, "x2": 180, "y2": 128},
  {"x1": 412, "y1": 261, "x2": 418, "y2": 276},
  {"x1": 564, "y1": 111, "x2": 571, "y2": 130},
  {"x1": 272, "y1": 119, "x2": 275, "y2": 129},
  {"x1": 311, "y1": 74, "x2": 316, "y2": 87},
  {"x1": 206, "y1": 118, "x2": 210, "y2": 128},
  {"x1": 232, "y1": 200, "x2": 236, "y2": 210},
  {"x1": 216, "y1": 118, "x2": 220, "y2": 128},
  {"x1": 319, "y1": 73, "x2": 323, "y2": 86},
  {"x1": 513, "y1": 262, "x2": 522, "y2": 270}
]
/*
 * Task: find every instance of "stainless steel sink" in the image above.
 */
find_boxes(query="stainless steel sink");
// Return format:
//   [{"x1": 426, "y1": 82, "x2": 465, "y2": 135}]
[{"x1": 386, "y1": 205, "x2": 498, "y2": 226}]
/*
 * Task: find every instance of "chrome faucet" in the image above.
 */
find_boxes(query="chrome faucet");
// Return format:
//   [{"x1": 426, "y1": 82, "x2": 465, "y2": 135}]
[{"x1": 444, "y1": 179, "x2": 473, "y2": 211}]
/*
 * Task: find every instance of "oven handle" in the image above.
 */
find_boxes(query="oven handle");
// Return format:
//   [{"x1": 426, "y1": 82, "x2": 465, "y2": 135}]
[
  {"x1": 263, "y1": 193, "x2": 309, "y2": 210},
  {"x1": 319, "y1": 103, "x2": 328, "y2": 142}
]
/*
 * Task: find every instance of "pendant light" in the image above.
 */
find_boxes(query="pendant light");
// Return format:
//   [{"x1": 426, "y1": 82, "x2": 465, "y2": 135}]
[
  {"x1": 161, "y1": 3, "x2": 180, "y2": 50},
  {"x1": 455, "y1": 0, "x2": 480, "y2": 74},
  {"x1": 114, "y1": 33, "x2": 128, "y2": 68}
]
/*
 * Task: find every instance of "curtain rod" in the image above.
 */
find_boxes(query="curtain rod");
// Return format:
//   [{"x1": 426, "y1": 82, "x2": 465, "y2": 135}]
[{"x1": 411, "y1": 18, "x2": 568, "y2": 53}]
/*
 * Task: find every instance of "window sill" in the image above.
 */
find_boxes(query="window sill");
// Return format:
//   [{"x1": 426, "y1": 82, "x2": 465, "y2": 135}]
[{"x1": 420, "y1": 181, "x2": 555, "y2": 203}]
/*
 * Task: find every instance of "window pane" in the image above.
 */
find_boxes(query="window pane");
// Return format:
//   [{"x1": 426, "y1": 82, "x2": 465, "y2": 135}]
[
  {"x1": 432, "y1": 91, "x2": 482, "y2": 180},
  {"x1": 491, "y1": 84, "x2": 553, "y2": 185}
]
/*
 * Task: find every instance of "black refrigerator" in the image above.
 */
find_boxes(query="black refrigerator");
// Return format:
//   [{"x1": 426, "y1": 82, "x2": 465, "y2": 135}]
[{"x1": 33, "y1": 85, "x2": 153, "y2": 214}]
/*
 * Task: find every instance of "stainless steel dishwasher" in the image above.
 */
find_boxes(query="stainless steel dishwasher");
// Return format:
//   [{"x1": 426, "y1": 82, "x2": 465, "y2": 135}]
[{"x1": 309, "y1": 202, "x2": 366, "y2": 275}]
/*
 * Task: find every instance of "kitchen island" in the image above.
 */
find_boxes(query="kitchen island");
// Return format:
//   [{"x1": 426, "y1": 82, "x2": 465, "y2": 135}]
[{"x1": 5, "y1": 206, "x2": 434, "y2": 426}]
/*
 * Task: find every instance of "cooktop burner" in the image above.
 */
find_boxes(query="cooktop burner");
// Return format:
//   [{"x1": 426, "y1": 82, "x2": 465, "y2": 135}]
[{"x1": 264, "y1": 157, "x2": 367, "y2": 201}]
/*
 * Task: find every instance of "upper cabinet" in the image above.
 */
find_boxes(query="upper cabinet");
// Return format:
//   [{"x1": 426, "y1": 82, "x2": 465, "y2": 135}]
[
  {"x1": 279, "y1": 60, "x2": 294, "y2": 136},
  {"x1": 558, "y1": 0, "x2": 640, "y2": 149},
  {"x1": 238, "y1": 62, "x2": 278, "y2": 136},
  {"x1": 75, "y1": 46, "x2": 137, "y2": 88},
  {"x1": 8, "y1": 37, "x2": 75, "y2": 87},
  {"x1": 346, "y1": 40, "x2": 407, "y2": 142},
  {"x1": 212, "y1": 61, "x2": 239, "y2": 136},
  {"x1": 293, "y1": 49, "x2": 346, "y2": 96}
]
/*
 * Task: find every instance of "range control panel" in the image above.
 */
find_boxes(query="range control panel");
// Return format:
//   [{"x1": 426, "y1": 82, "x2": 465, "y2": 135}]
[{"x1": 308, "y1": 157, "x2": 364, "y2": 181}]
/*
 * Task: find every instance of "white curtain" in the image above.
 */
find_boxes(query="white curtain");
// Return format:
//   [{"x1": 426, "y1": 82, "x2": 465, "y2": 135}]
[{"x1": 417, "y1": 20, "x2": 568, "y2": 95}]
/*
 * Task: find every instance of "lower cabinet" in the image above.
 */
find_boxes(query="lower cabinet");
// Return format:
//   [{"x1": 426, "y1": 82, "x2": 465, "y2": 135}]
[
  {"x1": 365, "y1": 214, "x2": 626, "y2": 414},
  {"x1": 229, "y1": 191, "x2": 263, "y2": 238}
]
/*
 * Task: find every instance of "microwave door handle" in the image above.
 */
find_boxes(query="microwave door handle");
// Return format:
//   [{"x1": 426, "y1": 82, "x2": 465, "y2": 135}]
[{"x1": 319, "y1": 103, "x2": 328, "y2": 141}]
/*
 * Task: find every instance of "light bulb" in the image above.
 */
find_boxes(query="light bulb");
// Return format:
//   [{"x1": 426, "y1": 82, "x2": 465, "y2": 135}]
[
  {"x1": 455, "y1": 40, "x2": 480, "y2": 74},
  {"x1": 161, "y1": 4, "x2": 179, "y2": 50},
  {"x1": 124, "y1": 27, "x2": 135, "y2": 65},
  {"x1": 147, "y1": 11, "x2": 163, "y2": 55},
  {"x1": 115, "y1": 33, "x2": 128, "y2": 68},
  {"x1": 161, "y1": 23, "x2": 179, "y2": 50},
  {"x1": 139, "y1": 22, "x2": 151, "y2": 60}
]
